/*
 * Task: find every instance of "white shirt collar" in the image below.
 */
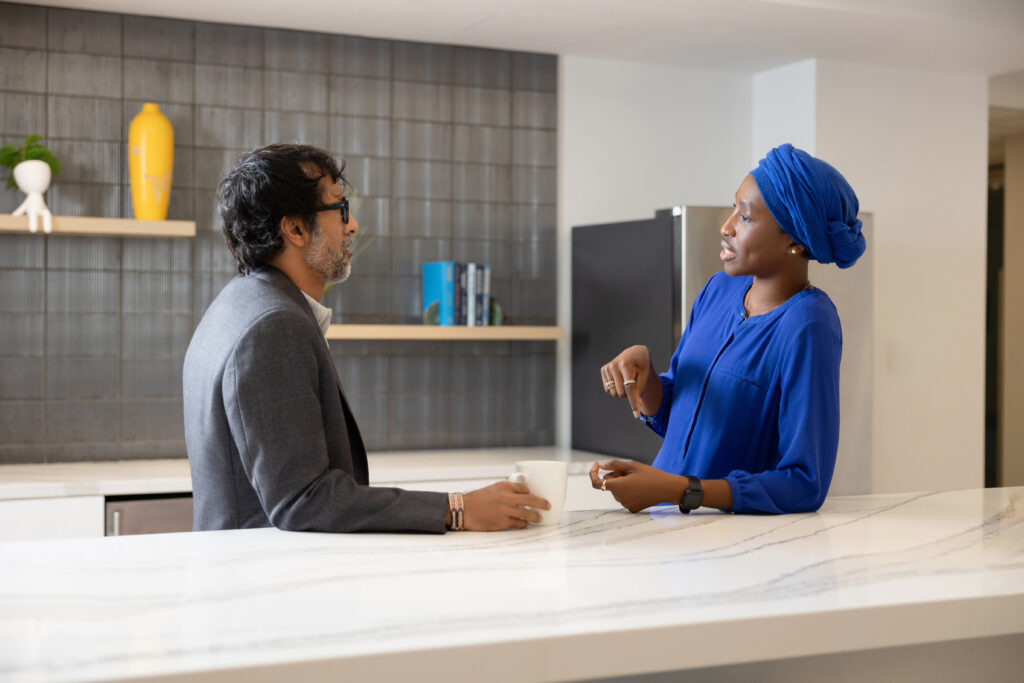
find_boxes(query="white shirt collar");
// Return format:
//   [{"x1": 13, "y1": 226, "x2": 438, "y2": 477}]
[{"x1": 302, "y1": 292, "x2": 333, "y2": 337}]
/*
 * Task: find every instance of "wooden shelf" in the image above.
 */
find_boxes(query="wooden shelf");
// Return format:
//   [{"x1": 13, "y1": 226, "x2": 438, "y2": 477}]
[
  {"x1": 0, "y1": 215, "x2": 195, "y2": 237},
  {"x1": 325, "y1": 324, "x2": 563, "y2": 341}
]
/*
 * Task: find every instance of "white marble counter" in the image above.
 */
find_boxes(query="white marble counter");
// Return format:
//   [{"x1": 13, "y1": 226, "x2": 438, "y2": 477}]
[
  {"x1": 0, "y1": 448, "x2": 603, "y2": 501},
  {"x1": 2, "y1": 487, "x2": 1023, "y2": 682}
]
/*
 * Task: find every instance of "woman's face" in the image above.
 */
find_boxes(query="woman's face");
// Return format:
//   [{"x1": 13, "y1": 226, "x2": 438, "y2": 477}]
[{"x1": 719, "y1": 174, "x2": 796, "y2": 277}]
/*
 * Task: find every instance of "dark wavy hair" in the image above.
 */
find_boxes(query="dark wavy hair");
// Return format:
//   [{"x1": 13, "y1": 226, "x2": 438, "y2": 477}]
[{"x1": 218, "y1": 144, "x2": 346, "y2": 274}]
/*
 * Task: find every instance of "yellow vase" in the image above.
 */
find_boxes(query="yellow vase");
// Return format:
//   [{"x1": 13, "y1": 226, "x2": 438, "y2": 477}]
[{"x1": 128, "y1": 103, "x2": 174, "y2": 220}]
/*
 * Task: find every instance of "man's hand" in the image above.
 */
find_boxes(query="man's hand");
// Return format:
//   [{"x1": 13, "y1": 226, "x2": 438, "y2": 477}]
[
  {"x1": 600, "y1": 345, "x2": 661, "y2": 419},
  {"x1": 462, "y1": 481, "x2": 551, "y2": 530},
  {"x1": 589, "y1": 460, "x2": 685, "y2": 513}
]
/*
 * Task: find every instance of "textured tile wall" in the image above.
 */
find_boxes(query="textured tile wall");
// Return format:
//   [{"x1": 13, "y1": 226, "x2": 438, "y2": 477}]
[{"x1": 0, "y1": 3, "x2": 557, "y2": 462}]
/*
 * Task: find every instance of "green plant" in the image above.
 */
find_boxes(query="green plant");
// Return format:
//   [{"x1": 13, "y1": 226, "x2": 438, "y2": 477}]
[{"x1": 0, "y1": 135, "x2": 62, "y2": 190}]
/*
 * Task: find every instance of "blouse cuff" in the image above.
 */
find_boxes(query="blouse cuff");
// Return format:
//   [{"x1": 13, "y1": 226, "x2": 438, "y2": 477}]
[{"x1": 643, "y1": 375, "x2": 674, "y2": 437}]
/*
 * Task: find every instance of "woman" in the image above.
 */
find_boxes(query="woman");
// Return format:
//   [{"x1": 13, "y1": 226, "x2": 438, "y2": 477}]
[{"x1": 592, "y1": 144, "x2": 865, "y2": 515}]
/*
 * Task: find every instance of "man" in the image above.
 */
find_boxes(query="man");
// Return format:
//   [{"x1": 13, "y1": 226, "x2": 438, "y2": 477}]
[{"x1": 183, "y1": 143, "x2": 548, "y2": 532}]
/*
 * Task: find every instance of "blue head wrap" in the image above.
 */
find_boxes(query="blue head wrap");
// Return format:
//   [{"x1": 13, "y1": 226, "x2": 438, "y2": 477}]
[{"x1": 750, "y1": 144, "x2": 865, "y2": 269}]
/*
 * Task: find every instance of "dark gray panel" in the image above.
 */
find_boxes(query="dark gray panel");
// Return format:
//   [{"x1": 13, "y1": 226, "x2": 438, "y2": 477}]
[
  {"x1": 263, "y1": 70, "x2": 328, "y2": 112},
  {"x1": 195, "y1": 64, "x2": 262, "y2": 108},
  {"x1": 46, "y1": 236, "x2": 120, "y2": 270},
  {"x1": 47, "y1": 53, "x2": 122, "y2": 98},
  {"x1": 0, "y1": 93, "x2": 46, "y2": 137},
  {"x1": 0, "y1": 3, "x2": 46, "y2": 49},
  {"x1": 0, "y1": 356, "x2": 44, "y2": 399},
  {"x1": 454, "y1": 47, "x2": 511, "y2": 88},
  {"x1": 453, "y1": 125, "x2": 511, "y2": 165},
  {"x1": 512, "y1": 53, "x2": 557, "y2": 91},
  {"x1": 512, "y1": 166, "x2": 557, "y2": 205},
  {"x1": 0, "y1": 402, "x2": 44, "y2": 443},
  {"x1": 393, "y1": 120, "x2": 452, "y2": 161},
  {"x1": 264, "y1": 29, "x2": 329, "y2": 73},
  {"x1": 47, "y1": 96, "x2": 122, "y2": 141},
  {"x1": 329, "y1": 35, "x2": 391, "y2": 79},
  {"x1": 452, "y1": 201, "x2": 511, "y2": 241},
  {"x1": 47, "y1": 357, "x2": 119, "y2": 400},
  {"x1": 194, "y1": 106, "x2": 261, "y2": 149},
  {"x1": 327, "y1": 76, "x2": 390, "y2": 117},
  {"x1": 512, "y1": 90, "x2": 557, "y2": 129},
  {"x1": 46, "y1": 183, "x2": 123, "y2": 218},
  {"x1": 511, "y1": 204, "x2": 556, "y2": 243},
  {"x1": 262, "y1": 111, "x2": 329, "y2": 146},
  {"x1": 0, "y1": 234, "x2": 45, "y2": 268},
  {"x1": 47, "y1": 271, "x2": 119, "y2": 313},
  {"x1": 0, "y1": 313, "x2": 44, "y2": 355},
  {"x1": 47, "y1": 313, "x2": 120, "y2": 356},
  {"x1": 124, "y1": 58, "x2": 195, "y2": 104},
  {"x1": 392, "y1": 199, "x2": 452, "y2": 239},
  {"x1": 512, "y1": 128, "x2": 557, "y2": 167},
  {"x1": 393, "y1": 42, "x2": 453, "y2": 83},
  {"x1": 123, "y1": 15, "x2": 195, "y2": 61},
  {"x1": 46, "y1": 400, "x2": 119, "y2": 443},
  {"x1": 391, "y1": 237, "x2": 450, "y2": 277},
  {"x1": 47, "y1": 8, "x2": 121, "y2": 55},
  {"x1": 393, "y1": 81, "x2": 453, "y2": 122},
  {"x1": 0, "y1": 47, "x2": 47, "y2": 93},
  {"x1": 47, "y1": 140, "x2": 120, "y2": 185},
  {"x1": 453, "y1": 86, "x2": 511, "y2": 126},
  {"x1": 195, "y1": 23, "x2": 262, "y2": 66},
  {"x1": 329, "y1": 115, "x2": 390, "y2": 158},
  {"x1": 393, "y1": 160, "x2": 453, "y2": 200},
  {"x1": 120, "y1": 399, "x2": 185, "y2": 441}
]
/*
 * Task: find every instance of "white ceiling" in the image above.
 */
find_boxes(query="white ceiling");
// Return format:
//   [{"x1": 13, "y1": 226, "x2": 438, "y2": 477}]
[{"x1": 15, "y1": 0, "x2": 1024, "y2": 76}]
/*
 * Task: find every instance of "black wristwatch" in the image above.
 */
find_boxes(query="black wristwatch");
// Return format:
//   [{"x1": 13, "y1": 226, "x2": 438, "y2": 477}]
[{"x1": 679, "y1": 475, "x2": 703, "y2": 514}]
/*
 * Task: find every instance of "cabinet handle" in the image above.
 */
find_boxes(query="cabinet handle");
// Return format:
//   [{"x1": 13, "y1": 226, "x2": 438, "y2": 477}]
[{"x1": 111, "y1": 510, "x2": 121, "y2": 536}]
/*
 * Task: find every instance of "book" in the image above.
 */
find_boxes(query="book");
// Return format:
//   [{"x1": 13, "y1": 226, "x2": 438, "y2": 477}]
[
  {"x1": 466, "y1": 262, "x2": 478, "y2": 327},
  {"x1": 480, "y1": 264, "x2": 491, "y2": 326},
  {"x1": 455, "y1": 262, "x2": 465, "y2": 325},
  {"x1": 421, "y1": 261, "x2": 456, "y2": 326}
]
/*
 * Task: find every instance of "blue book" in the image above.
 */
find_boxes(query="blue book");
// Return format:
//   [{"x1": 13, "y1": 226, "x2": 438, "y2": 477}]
[
  {"x1": 421, "y1": 261, "x2": 456, "y2": 326},
  {"x1": 480, "y1": 264, "x2": 491, "y2": 326}
]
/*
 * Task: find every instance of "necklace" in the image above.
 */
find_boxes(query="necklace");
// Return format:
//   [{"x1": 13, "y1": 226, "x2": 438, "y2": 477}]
[{"x1": 743, "y1": 281, "x2": 812, "y2": 320}]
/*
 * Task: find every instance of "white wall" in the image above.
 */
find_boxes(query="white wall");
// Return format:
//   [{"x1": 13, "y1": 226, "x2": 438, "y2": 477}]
[
  {"x1": 752, "y1": 59, "x2": 817, "y2": 162},
  {"x1": 814, "y1": 60, "x2": 988, "y2": 493},
  {"x1": 557, "y1": 55, "x2": 752, "y2": 448}
]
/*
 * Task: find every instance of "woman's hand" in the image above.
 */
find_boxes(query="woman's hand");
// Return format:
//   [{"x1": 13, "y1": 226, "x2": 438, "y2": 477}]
[
  {"x1": 589, "y1": 460, "x2": 685, "y2": 513},
  {"x1": 600, "y1": 345, "x2": 661, "y2": 418}
]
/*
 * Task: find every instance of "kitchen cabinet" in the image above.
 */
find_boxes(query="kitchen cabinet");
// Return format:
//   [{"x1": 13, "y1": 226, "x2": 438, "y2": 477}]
[
  {"x1": 104, "y1": 494, "x2": 193, "y2": 536},
  {"x1": 0, "y1": 495, "x2": 104, "y2": 541}
]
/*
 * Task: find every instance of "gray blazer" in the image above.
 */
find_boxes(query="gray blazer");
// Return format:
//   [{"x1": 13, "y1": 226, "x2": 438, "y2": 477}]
[{"x1": 183, "y1": 266, "x2": 447, "y2": 533}]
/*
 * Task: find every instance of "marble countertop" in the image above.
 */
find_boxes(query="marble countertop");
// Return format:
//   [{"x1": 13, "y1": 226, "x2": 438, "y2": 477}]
[
  {"x1": 0, "y1": 448, "x2": 604, "y2": 500},
  {"x1": 2, "y1": 487, "x2": 1023, "y2": 682}
]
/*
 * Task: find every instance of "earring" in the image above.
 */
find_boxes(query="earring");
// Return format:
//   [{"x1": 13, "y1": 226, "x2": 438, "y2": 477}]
[{"x1": 789, "y1": 247, "x2": 801, "y2": 255}]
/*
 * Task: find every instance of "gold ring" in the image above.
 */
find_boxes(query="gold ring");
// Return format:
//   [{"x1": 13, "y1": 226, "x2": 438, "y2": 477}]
[
  {"x1": 623, "y1": 379, "x2": 637, "y2": 386},
  {"x1": 601, "y1": 478, "x2": 608, "y2": 491},
  {"x1": 604, "y1": 381, "x2": 615, "y2": 388}
]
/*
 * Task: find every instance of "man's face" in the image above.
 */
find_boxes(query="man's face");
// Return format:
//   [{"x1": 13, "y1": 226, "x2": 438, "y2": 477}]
[{"x1": 304, "y1": 176, "x2": 359, "y2": 285}]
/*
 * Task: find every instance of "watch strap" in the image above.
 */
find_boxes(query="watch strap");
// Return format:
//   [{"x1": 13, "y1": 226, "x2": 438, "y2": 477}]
[{"x1": 679, "y1": 475, "x2": 703, "y2": 514}]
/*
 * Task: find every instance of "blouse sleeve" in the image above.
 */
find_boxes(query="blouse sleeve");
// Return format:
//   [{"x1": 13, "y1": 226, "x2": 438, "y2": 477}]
[{"x1": 726, "y1": 315, "x2": 842, "y2": 514}]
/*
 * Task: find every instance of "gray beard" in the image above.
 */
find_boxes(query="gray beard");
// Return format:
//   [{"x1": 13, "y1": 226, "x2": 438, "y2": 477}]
[{"x1": 305, "y1": 233, "x2": 351, "y2": 285}]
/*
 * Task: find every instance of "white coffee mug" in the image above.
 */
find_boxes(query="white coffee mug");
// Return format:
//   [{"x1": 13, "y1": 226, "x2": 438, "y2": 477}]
[{"x1": 508, "y1": 460, "x2": 568, "y2": 526}]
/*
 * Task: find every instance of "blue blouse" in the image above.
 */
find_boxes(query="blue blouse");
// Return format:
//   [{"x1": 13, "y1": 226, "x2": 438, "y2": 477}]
[{"x1": 647, "y1": 272, "x2": 842, "y2": 514}]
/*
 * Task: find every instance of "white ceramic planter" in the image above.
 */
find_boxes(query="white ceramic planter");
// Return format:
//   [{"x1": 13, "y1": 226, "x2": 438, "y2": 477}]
[{"x1": 13, "y1": 159, "x2": 51, "y2": 195}]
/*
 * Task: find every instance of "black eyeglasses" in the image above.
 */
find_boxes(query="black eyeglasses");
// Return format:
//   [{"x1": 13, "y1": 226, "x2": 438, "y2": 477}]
[{"x1": 313, "y1": 197, "x2": 350, "y2": 225}]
